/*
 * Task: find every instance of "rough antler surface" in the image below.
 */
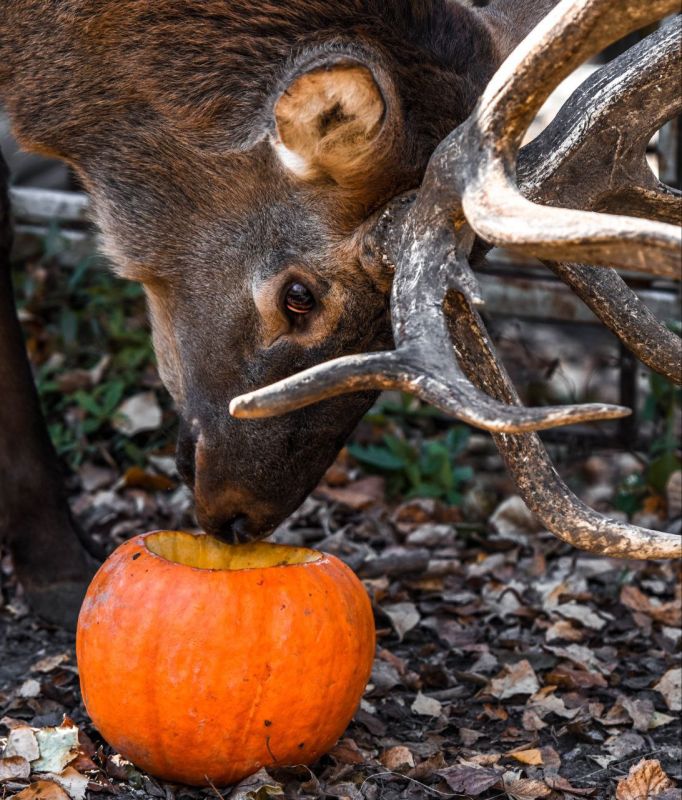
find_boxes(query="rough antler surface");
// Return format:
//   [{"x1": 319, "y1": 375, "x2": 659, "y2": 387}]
[
  {"x1": 518, "y1": 18, "x2": 682, "y2": 383},
  {"x1": 456, "y1": 0, "x2": 681, "y2": 278},
  {"x1": 231, "y1": 0, "x2": 682, "y2": 558}
]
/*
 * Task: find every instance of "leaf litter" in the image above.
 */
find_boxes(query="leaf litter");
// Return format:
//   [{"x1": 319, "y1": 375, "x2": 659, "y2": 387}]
[{"x1": 1, "y1": 451, "x2": 681, "y2": 799}]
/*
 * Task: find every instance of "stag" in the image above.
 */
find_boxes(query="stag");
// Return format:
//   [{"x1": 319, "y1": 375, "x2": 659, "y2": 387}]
[
  {"x1": 230, "y1": 0, "x2": 682, "y2": 560},
  {"x1": 0, "y1": 0, "x2": 680, "y2": 630}
]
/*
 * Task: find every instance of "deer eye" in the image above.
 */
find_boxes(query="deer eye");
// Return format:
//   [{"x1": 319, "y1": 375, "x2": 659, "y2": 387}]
[{"x1": 284, "y1": 282, "x2": 315, "y2": 315}]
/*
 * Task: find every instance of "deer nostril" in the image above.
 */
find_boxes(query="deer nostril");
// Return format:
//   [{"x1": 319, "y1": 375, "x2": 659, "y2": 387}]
[
  {"x1": 229, "y1": 514, "x2": 252, "y2": 543},
  {"x1": 206, "y1": 514, "x2": 255, "y2": 544}
]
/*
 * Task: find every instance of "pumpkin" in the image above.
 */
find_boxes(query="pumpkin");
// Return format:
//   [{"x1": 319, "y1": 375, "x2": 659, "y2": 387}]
[{"x1": 76, "y1": 530, "x2": 375, "y2": 786}]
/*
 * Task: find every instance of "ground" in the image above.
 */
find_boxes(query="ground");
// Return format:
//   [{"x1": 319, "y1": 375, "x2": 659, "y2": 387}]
[{"x1": 1, "y1": 458, "x2": 681, "y2": 799}]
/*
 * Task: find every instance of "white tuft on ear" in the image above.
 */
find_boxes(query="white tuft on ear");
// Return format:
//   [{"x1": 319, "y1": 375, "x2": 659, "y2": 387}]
[{"x1": 272, "y1": 63, "x2": 385, "y2": 187}]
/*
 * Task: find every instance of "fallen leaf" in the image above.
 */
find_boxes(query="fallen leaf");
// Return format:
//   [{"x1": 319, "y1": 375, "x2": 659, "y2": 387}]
[
  {"x1": 490, "y1": 495, "x2": 542, "y2": 536},
  {"x1": 605, "y1": 732, "x2": 646, "y2": 760},
  {"x1": 488, "y1": 660, "x2": 540, "y2": 699},
  {"x1": 483, "y1": 703, "x2": 508, "y2": 721},
  {"x1": 227, "y1": 768, "x2": 284, "y2": 800},
  {"x1": 508, "y1": 748, "x2": 543, "y2": 766},
  {"x1": 0, "y1": 755, "x2": 30, "y2": 781},
  {"x1": 122, "y1": 466, "x2": 175, "y2": 492},
  {"x1": 540, "y1": 746, "x2": 561, "y2": 772},
  {"x1": 544, "y1": 643, "x2": 609, "y2": 674},
  {"x1": 380, "y1": 746, "x2": 415, "y2": 770},
  {"x1": 554, "y1": 602, "x2": 606, "y2": 630},
  {"x1": 666, "y1": 470, "x2": 682, "y2": 516},
  {"x1": 521, "y1": 709, "x2": 547, "y2": 731},
  {"x1": 544, "y1": 667, "x2": 607, "y2": 690},
  {"x1": 18, "y1": 679, "x2": 41, "y2": 699},
  {"x1": 315, "y1": 476, "x2": 385, "y2": 510},
  {"x1": 545, "y1": 619, "x2": 584, "y2": 642},
  {"x1": 545, "y1": 775, "x2": 596, "y2": 796},
  {"x1": 104, "y1": 754, "x2": 140, "y2": 782},
  {"x1": 78, "y1": 463, "x2": 115, "y2": 493},
  {"x1": 463, "y1": 753, "x2": 503, "y2": 767},
  {"x1": 14, "y1": 781, "x2": 71, "y2": 800},
  {"x1": 43, "y1": 767, "x2": 88, "y2": 800},
  {"x1": 653, "y1": 667, "x2": 682, "y2": 712},
  {"x1": 411, "y1": 691, "x2": 442, "y2": 717},
  {"x1": 405, "y1": 523, "x2": 456, "y2": 547},
  {"x1": 528, "y1": 689, "x2": 580, "y2": 720},
  {"x1": 503, "y1": 775, "x2": 551, "y2": 800},
  {"x1": 382, "y1": 602, "x2": 420, "y2": 641},
  {"x1": 622, "y1": 696, "x2": 674, "y2": 732},
  {"x1": 649, "y1": 711, "x2": 675, "y2": 729},
  {"x1": 329, "y1": 738, "x2": 365, "y2": 765},
  {"x1": 437, "y1": 765, "x2": 501, "y2": 795},
  {"x1": 113, "y1": 391, "x2": 162, "y2": 436},
  {"x1": 459, "y1": 728, "x2": 483, "y2": 746},
  {"x1": 30, "y1": 654, "x2": 69, "y2": 674},
  {"x1": 616, "y1": 759, "x2": 673, "y2": 800},
  {"x1": 622, "y1": 696, "x2": 655, "y2": 730},
  {"x1": 3, "y1": 726, "x2": 40, "y2": 761},
  {"x1": 598, "y1": 700, "x2": 631, "y2": 727},
  {"x1": 620, "y1": 586, "x2": 682, "y2": 627},
  {"x1": 33, "y1": 723, "x2": 80, "y2": 773},
  {"x1": 408, "y1": 751, "x2": 447, "y2": 781}
]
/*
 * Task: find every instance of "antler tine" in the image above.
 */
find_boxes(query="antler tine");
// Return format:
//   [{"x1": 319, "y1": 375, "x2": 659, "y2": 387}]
[
  {"x1": 513, "y1": 20, "x2": 682, "y2": 385},
  {"x1": 547, "y1": 261, "x2": 682, "y2": 385},
  {"x1": 448, "y1": 0, "x2": 682, "y2": 278},
  {"x1": 229, "y1": 352, "x2": 403, "y2": 418},
  {"x1": 445, "y1": 290, "x2": 682, "y2": 560},
  {"x1": 230, "y1": 347, "x2": 629, "y2": 430},
  {"x1": 231, "y1": 221, "x2": 630, "y2": 431}
]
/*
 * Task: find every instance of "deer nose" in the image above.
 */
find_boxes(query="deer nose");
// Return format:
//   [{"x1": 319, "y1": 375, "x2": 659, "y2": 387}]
[{"x1": 205, "y1": 514, "x2": 256, "y2": 544}]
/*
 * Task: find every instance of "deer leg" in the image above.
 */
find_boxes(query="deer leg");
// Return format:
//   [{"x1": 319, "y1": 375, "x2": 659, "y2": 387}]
[{"x1": 0, "y1": 154, "x2": 94, "y2": 629}]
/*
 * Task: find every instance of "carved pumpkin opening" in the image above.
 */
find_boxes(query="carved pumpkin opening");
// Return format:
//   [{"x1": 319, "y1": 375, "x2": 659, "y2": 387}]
[{"x1": 144, "y1": 530, "x2": 321, "y2": 571}]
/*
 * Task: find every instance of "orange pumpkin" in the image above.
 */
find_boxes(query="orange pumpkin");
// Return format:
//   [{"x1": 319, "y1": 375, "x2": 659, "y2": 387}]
[{"x1": 76, "y1": 530, "x2": 375, "y2": 785}]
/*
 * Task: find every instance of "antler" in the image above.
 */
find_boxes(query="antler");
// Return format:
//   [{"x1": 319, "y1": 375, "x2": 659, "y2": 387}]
[
  {"x1": 230, "y1": 209, "x2": 628, "y2": 432},
  {"x1": 456, "y1": 0, "x2": 681, "y2": 278},
  {"x1": 444, "y1": 288, "x2": 682, "y2": 560},
  {"x1": 517, "y1": 18, "x2": 681, "y2": 383},
  {"x1": 231, "y1": 0, "x2": 682, "y2": 558}
]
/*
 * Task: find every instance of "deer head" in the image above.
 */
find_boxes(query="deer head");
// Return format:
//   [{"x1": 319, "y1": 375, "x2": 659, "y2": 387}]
[{"x1": 3, "y1": 0, "x2": 653, "y2": 544}]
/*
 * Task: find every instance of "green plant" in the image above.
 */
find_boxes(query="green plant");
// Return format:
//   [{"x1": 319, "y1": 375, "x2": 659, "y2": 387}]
[
  {"x1": 349, "y1": 426, "x2": 473, "y2": 504},
  {"x1": 615, "y1": 359, "x2": 681, "y2": 515},
  {"x1": 12, "y1": 224, "x2": 172, "y2": 471}
]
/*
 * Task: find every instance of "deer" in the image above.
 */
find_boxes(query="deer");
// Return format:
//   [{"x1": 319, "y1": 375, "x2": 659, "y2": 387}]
[{"x1": 0, "y1": 0, "x2": 680, "y2": 628}]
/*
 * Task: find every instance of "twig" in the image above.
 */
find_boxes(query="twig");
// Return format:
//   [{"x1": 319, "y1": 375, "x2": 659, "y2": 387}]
[
  {"x1": 359, "y1": 770, "x2": 459, "y2": 798},
  {"x1": 203, "y1": 775, "x2": 225, "y2": 800}
]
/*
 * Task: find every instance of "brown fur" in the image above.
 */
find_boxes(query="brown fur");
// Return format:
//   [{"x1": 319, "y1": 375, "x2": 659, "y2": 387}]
[{"x1": 0, "y1": 0, "x2": 553, "y2": 540}]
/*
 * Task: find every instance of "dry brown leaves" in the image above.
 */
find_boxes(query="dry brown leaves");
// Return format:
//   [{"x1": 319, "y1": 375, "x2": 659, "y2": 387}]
[{"x1": 616, "y1": 758, "x2": 674, "y2": 800}]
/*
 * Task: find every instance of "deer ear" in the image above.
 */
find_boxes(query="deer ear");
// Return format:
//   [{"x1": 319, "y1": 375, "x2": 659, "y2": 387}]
[{"x1": 272, "y1": 62, "x2": 386, "y2": 187}]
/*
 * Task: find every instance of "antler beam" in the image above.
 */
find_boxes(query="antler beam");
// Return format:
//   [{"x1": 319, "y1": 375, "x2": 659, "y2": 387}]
[{"x1": 445, "y1": 289, "x2": 681, "y2": 560}]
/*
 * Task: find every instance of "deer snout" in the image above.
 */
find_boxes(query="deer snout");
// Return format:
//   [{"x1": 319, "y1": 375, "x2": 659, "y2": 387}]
[
  {"x1": 198, "y1": 512, "x2": 263, "y2": 545},
  {"x1": 180, "y1": 428, "x2": 280, "y2": 543}
]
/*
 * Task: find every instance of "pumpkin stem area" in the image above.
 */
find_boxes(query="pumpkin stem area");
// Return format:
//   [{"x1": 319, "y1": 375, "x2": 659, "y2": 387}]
[{"x1": 143, "y1": 530, "x2": 322, "y2": 571}]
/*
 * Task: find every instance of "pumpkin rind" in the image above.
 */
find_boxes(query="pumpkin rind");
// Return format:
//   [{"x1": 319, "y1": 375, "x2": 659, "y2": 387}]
[{"x1": 76, "y1": 531, "x2": 375, "y2": 785}]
